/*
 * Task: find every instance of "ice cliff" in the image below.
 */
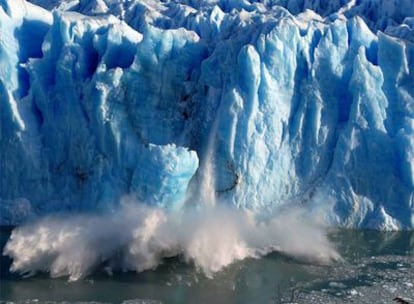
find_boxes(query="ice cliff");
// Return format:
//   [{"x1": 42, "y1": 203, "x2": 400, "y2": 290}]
[{"x1": 1, "y1": 0, "x2": 413, "y2": 229}]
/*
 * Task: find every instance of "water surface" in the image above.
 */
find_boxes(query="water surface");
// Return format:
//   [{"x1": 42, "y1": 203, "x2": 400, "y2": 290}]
[{"x1": 1, "y1": 228, "x2": 413, "y2": 303}]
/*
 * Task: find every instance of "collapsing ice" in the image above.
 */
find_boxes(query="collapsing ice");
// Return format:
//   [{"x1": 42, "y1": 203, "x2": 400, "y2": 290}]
[{"x1": 2, "y1": 0, "x2": 413, "y2": 280}]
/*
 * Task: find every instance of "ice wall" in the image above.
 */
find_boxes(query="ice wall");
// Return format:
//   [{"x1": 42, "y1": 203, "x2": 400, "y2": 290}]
[{"x1": 1, "y1": 0, "x2": 413, "y2": 229}]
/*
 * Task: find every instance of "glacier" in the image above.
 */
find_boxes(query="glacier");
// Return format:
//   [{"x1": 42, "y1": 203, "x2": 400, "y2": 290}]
[{"x1": 1, "y1": 0, "x2": 414, "y2": 230}]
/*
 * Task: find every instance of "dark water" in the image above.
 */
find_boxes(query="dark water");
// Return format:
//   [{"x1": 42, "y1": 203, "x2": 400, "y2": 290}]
[{"x1": 1, "y1": 227, "x2": 413, "y2": 304}]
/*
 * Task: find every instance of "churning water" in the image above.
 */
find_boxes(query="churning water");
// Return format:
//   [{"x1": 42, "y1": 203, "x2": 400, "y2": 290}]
[{"x1": 1, "y1": 226, "x2": 413, "y2": 304}]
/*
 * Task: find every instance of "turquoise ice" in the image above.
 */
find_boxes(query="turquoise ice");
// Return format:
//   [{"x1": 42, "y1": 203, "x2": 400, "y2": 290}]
[{"x1": 1, "y1": 0, "x2": 413, "y2": 229}]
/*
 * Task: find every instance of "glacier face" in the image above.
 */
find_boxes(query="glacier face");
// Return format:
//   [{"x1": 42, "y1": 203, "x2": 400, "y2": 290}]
[{"x1": 0, "y1": 0, "x2": 413, "y2": 229}]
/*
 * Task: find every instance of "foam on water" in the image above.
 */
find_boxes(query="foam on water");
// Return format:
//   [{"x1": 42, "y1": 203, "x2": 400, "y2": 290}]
[{"x1": 3, "y1": 197, "x2": 339, "y2": 281}]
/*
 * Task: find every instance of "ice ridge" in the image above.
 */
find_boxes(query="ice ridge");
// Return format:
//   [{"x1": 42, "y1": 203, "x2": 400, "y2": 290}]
[{"x1": 0, "y1": 0, "x2": 413, "y2": 229}]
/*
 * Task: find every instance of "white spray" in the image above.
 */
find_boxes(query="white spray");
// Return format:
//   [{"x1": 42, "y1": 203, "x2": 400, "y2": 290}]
[{"x1": 3, "y1": 197, "x2": 339, "y2": 281}]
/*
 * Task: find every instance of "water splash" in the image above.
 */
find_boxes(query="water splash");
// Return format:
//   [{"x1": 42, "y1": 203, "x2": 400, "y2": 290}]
[{"x1": 3, "y1": 197, "x2": 339, "y2": 281}]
